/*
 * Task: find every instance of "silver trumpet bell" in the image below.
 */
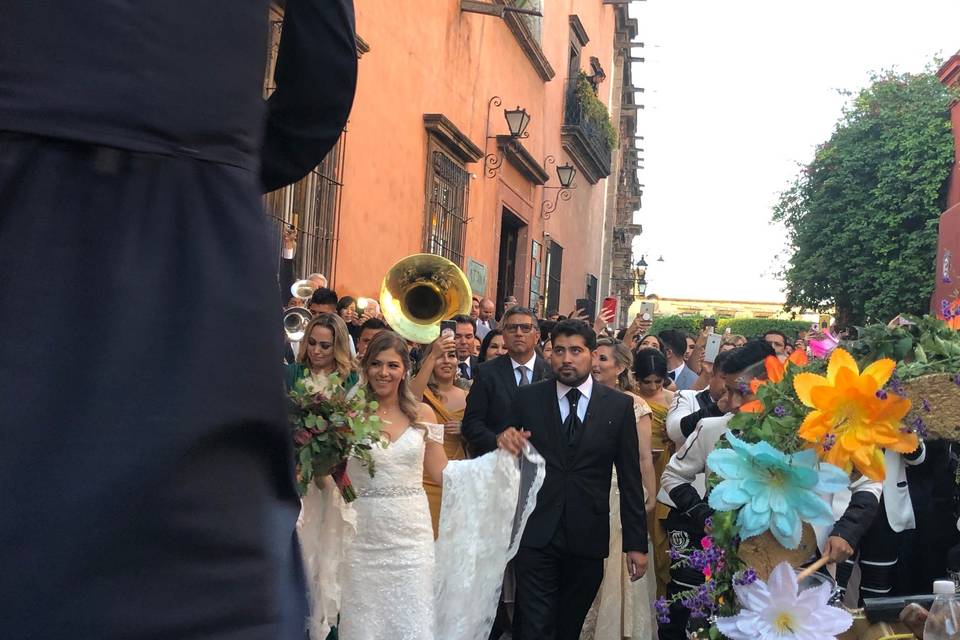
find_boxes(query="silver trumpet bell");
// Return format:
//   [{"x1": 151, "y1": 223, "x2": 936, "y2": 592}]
[
  {"x1": 290, "y1": 279, "x2": 316, "y2": 301},
  {"x1": 283, "y1": 307, "x2": 313, "y2": 342}
]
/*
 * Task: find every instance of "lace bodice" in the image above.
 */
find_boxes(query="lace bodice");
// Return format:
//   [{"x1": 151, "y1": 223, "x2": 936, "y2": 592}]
[{"x1": 347, "y1": 425, "x2": 425, "y2": 496}]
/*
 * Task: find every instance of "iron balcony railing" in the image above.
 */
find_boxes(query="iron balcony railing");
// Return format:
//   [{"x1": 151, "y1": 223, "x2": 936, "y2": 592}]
[{"x1": 563, "y1": 78, "x2": 613, "y2": 174}]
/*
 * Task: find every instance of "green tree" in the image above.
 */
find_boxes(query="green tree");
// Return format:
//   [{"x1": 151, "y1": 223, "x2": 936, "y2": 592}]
[{"x1": 774, "y1": 69, "x2": 955, "y2": 326}]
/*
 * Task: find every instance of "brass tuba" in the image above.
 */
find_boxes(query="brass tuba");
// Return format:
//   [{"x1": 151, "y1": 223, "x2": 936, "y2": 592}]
[
  {"x1": 283, "y1": 307, "x2": 313, "y2": 342},
  {"x1": 379, "y1": 253, "x2": 473, "y2": 344}
]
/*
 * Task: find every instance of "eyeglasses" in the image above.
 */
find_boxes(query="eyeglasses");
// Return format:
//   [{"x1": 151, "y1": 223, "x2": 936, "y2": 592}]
[{"x1": 503, "y1": 323, "x2": 536, "y2": 334}]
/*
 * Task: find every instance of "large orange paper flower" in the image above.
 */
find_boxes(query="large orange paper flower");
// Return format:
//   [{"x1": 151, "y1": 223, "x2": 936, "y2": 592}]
[
  {"x1": 750, "y1": 350, "x2": 809, "y2": 393},
  {"x1": 793, "y1": 348, "x2": 914, "y2": 481}
]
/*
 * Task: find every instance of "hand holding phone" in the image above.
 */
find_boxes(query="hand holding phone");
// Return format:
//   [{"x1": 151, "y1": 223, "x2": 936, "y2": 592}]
[
  {"x1": 440, "y1": 319, "x2": 456, "y2": 336},
  {"x1": 703, "y1": 334, "x2": 723, "y2": 364},
  {"x1": 601, "y1": 297, "x2": 618, "y2": 323},
  {"x1": 639, "y1": 301, "x2": 655, "y2": 322}
]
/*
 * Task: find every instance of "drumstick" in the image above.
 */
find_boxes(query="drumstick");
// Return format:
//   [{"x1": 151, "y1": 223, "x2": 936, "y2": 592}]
[{"x1": 796, "y1": 555, "x2": 830, "y2": 582}]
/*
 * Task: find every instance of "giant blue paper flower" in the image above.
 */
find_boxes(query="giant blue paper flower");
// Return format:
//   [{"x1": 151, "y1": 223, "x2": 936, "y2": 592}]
[{"x1": 706, "y1": 433, "x2": 848, "y2": 548}]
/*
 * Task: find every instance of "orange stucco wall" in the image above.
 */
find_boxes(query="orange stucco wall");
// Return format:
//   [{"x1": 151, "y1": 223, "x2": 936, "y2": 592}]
[
  {"x1": 933, "y1": 53, "x2": 960, "y2": 316},
  {"x1": 331, "y1": 1, "x2": 618, "y2": 315}
]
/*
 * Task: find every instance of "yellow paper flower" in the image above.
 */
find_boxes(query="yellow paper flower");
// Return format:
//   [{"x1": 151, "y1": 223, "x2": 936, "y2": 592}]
[{"x1": 793, "y1": 348, "x2": 914, "y2": 481}]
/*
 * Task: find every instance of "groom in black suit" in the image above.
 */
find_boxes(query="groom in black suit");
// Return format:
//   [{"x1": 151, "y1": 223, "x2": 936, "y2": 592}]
[{"x1": 499, "y1": 320, "x2": 649, "y2": 640}]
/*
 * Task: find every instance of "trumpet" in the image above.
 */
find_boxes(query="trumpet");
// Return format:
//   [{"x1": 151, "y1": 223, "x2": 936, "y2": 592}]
[
  {"x1": 290, "y1": 279, "x2": 316, "y2": 301},
  {"x1": 283, "y1": 307, "x2": 313, "y2": 342},
  {"x1": 380, "y1": 253, "x2": 473, "y2": 344}
]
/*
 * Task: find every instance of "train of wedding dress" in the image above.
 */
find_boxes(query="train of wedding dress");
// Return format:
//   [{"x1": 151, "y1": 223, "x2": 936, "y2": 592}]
[{"x1": 298, "y1": 432, "x2": 545, "y2": 640}]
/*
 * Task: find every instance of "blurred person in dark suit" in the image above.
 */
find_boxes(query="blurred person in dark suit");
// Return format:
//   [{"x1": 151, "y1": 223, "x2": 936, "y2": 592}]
[{"x1": 0, "y1": 1, "x2": 357, "y2": 638}]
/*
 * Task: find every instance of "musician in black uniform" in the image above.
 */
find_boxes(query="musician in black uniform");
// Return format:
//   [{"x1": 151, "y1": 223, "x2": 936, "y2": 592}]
[{"x1": 0, "y1": 1, "x2": 357, "y2": 638}]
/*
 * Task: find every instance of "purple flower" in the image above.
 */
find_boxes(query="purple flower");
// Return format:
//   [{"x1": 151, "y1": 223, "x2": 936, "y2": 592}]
[
  {"x1": 773, "y1": 405, "x2": 787, "y2": 417},
  {"x1": 655, "y1": 596, "x2": 671, "y2": 624},
  {"x1": 922, "y1": 398, "x2": 931, "y2": 413},
  {"x1": 875, "y1": 389, "x2": 888, "y2": 400},
  {"x1": 735, "y1": 568, "x2": 758, "y2": 585},
  {"x1": 704, "y1": 516, "x2": 713, "y2": 530},
  {"x1": 668, "y1": 547, "x2": 682, "y2": 561},
  {"x1": 910, "y1": 416, "x2": 929, "y2": 439},
  {"x1": 293, "y1": 429, "x2": 312, "y2": 446},
  {"x1": 888, "y1": 374, "x2": 905, "y2": 396},
  {"x1": 737, "y1": 382, "x2": 750, "y2": 395},
  {"x1": 822, "y1": 433, "x2": 836, "y2": 452},
  {"x1": 688, "y1": 549, "x2": 709, "y2": 571}
]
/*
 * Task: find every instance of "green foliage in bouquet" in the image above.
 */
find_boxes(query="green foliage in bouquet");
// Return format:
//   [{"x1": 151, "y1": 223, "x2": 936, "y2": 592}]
[
  {"x1": 726, "y1": 356, "x2": 826, "y2": 455},
  {"x1": 844, "y1": 314, "x2": 960, "y2": 379},
  {"x1": 288, "y1": 373, "x2": 384, "y2": 499}
]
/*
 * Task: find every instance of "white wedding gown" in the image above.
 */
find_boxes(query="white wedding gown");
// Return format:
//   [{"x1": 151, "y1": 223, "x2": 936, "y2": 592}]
[
  {"x1": 298, "y1": 424, "x2": 545, "y2": 640},
  {"x1": 339, "y1": 426, "x2": 434, "y2": 639}
]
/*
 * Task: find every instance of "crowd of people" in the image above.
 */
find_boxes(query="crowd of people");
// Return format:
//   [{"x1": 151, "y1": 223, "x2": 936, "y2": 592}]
[{"x1": 279, "y1": 242, "x2": 960, "y2": 640}]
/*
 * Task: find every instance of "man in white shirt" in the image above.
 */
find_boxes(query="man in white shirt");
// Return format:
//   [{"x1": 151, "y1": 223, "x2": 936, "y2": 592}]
[
  {"x1": 476, "y1": 297, "x2": 497, "y2": 339},
  {"x1": 659, "y1": 329, "x2": 698, "y2": 391},
  {"x1": 462, "y1": 306, "x2": 549, "y2": 456},
  {"x1": 665, "y1": 350, "x2": 731, "y2": 448}
]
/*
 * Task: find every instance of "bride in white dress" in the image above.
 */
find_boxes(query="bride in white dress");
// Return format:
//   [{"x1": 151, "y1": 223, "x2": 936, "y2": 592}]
[
  {"x1": 299, "y1": 330, "x2": 545, "y2": 640},
  {"x1": 339, "y1": 331, "x2": 445, "y2": 639}
]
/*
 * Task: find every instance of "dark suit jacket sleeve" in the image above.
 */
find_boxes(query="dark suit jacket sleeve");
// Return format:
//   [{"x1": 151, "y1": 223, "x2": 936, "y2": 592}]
[
  {"x1": 615, "y1": 397, "x2": 648, "y2": 553},
  {"x1": 461, "y1": 364, "x2": 498, "y2": 455},
  {"x1": 830, "y1": 489, "x2": 879, "y2": 549},
  {"x1": 260, "y1": 0, "x2": 358, "y2": 193},
  {"x1": 279, "y1": 256, "x2": 294, "y2": 309}
]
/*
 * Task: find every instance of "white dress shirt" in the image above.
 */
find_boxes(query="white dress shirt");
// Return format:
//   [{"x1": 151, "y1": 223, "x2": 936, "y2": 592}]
[
  {"x1": 510, "y1": 353, "x2": 537, "y2": 386},
  {"x1": 459, "y1": 356, "x2": 473, "y2": 379},
  {"x1": 556, "y1": 376, "x2": 593, "y2": 423},
  {"x1": 668, "y1": 363, "x2": 686, "y2": 381}
]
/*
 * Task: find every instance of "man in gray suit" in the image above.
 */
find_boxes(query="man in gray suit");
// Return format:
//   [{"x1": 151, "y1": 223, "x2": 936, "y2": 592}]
[{"x1": 659, "y1": 330, "x2": 699, "y2": 391}]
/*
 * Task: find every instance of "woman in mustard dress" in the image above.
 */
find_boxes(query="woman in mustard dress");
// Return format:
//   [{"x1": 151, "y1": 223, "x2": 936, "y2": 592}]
[
  {"x1": 407, "y1": 332, "x2": 468, "y2": 537},
  {"x1": 632, "y1": 347, "x2": 675, "y2": 598}
]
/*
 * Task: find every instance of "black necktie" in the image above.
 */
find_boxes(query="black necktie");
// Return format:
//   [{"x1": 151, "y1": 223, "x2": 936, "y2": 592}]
[
  {"x1": 668, "y1": 370, "x2": 676, "y2": 381},
  {"x1": 516, "y1": 366, "x2": 529, "y2": 387},
  {"x1": 459, "y1": 362, "x2": 470, "y2": 380},
  {"x1": 564, "y1": 388, "x2": 581, "y2": 445}
]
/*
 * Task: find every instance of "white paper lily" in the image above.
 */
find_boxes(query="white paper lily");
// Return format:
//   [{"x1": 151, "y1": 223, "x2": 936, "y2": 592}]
[{"x1": 715, "y1": 561, "x2": 852, "y2": 640}]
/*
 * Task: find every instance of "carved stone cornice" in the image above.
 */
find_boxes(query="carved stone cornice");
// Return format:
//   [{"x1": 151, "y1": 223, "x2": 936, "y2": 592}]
[
  {"x1": 569, "y1": 15, "x2": 589, "y2": 46},
  {"x1": 423, "y1": 114, "x2": 484, "y2": 164},
  {"x1": 496, "y1": 135, "x2": 549, "y2": 185},
  {"x1": 494, "y1": 0, "x2": 555, "y2": 81}
]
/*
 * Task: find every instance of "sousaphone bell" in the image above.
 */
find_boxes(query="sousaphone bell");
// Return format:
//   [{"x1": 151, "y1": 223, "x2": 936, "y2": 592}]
[{"x1": 379, "y1": 253, "x2": 473, "y2": 344}]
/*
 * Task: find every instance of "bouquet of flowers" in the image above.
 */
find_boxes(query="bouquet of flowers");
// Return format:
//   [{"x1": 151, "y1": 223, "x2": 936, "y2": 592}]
[
  {"x1": 659, "y1": 343, "x2": 930, "y2": 639},
  {"x1": 288, "y1": 373, "x2": 383, "y2": 502}
]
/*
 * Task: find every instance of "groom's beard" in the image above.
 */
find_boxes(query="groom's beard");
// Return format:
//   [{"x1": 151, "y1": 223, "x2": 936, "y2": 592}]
[{"x1": 554, "y1": 368, "x2": 590, "y2": 387}]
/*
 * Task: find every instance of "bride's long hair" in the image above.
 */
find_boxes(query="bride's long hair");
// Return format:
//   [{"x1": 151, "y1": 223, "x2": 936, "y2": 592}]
[{"x1": 360, "y1": 331, "x2": 421, "y2": 423}]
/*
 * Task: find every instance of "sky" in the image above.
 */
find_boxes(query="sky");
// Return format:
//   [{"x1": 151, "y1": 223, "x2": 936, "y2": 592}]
[{"x1": 627, "y1": 0, "x2": 960, "y2": 302}]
